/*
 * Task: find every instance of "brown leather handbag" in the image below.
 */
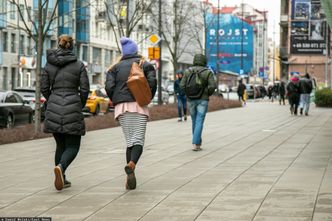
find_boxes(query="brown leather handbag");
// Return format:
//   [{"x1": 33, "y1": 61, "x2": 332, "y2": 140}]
[{"x1": 127, "y1": 58, "x2": 152, "y2": 106}]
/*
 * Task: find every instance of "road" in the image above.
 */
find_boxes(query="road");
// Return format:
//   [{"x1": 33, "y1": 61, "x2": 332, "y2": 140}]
[{"x1": 0, "y1": 102, "x2": 331, "y2": 221}]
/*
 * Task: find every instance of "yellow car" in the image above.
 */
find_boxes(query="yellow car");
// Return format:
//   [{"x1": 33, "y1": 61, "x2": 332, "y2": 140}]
[{"x1": 84, "y1": 88, "x2": 110, "y2": 115}]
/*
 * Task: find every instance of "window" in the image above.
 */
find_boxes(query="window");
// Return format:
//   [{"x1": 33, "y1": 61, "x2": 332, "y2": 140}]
[
  {"x1": 92, "y1": 47, "x2": 101, "y2": 64},
  {"x1": 2, "y1": 67, "x2": 8, "y2": 90},
  {"x1": 27, "y1": 36, "x2": 31, "y2": 55},
  {"x1": 5, "y1": 94, "x2": 17, "y2": 103},
  {"x1": 51, "y1": 40, "x2": 57, "y2": 49},
  {"x1": 10, "y1": 3, "x2": 15, "y2": 20},
  {"x1": 11, "y1": 33, "x2": 16, "y2": 53},
  {"x1": 104, "y1": 49, "x2": 111, "y2": 66},
  {"x1": 19, "y1": 35, "x2": 24, "y2": 55},
  {"x1": 82, "y1": 45, "x2": 88, "y2": 62},
  {"x1": 19, "y1": 4, "x2": 24, "y2": 21},
  {"x1": 27, "y1": 6, "x2": 32, "y2": 19},
  {"x1": 2, "y1": 32, "x2": 8, "y2": 52},
  {"x1": 13, "y1": 93, "x2": 23, "y2": 103}
]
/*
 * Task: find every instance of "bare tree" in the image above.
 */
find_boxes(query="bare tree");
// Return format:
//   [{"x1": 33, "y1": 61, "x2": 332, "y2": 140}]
[
  {"x1": 151, "y1": 0, "x2": 199, "y2": 80},
  {"x1": 104, "y1": 0, "x2": 155, "y2": 52},
  {"x1": 8, "y1": 0, "x2": 58, "y2": 133},
  {"x1": 190, "y1": 1, "x2": 213, "y2": 55}
]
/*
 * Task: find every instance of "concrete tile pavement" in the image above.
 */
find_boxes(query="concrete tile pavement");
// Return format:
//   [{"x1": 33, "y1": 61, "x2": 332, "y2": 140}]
[{"x1": 0, "y1": 102, "x2": 331, "y2": 221}]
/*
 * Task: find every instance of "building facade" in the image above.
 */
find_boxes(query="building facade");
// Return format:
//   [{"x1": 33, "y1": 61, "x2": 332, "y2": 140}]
[{"x1": 280, "y1": 0, "x2": 331, "y2": 87}]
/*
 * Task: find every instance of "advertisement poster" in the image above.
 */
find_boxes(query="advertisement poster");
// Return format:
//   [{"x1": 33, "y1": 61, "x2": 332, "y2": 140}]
[
  {"x1": 205, "y1": 13, "x2": 254, "y2": 75},
  {"x1": 291, "y1": 0, "x2": 328, "y2": 54}
]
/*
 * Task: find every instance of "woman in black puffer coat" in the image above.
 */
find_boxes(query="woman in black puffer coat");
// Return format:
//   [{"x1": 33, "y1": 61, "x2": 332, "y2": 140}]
[{"x1": 41, "y1": 35, "x2": 89, "y2": 191}]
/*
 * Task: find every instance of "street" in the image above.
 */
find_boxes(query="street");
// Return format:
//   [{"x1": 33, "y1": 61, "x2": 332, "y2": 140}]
[{"x1": 0, "y1": 102, "x2": 331, "y2": 221}]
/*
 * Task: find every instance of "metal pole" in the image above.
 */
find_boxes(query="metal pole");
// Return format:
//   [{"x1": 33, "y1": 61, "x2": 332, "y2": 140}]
[
  {"x1": 325, "y1": 21, "x2": 329, "y2": 88},
  {"x1": 158, "y1": 0, "x2": 162, "y2": 105},
  {"x1": 216, "y1": 0, "x2": 220, "y2": 92},
  {"x1": 241, "y1": 1, "x2": 244, "y2": 82},
  {"x1": 273, "y1": 21, "x2": 275, "y2": 84}
]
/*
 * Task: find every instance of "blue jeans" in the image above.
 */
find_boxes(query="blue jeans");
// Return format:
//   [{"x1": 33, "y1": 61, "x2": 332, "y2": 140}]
[
  {"x1": 177, "y1": 95, "x2": 187, "y2": 118},
  {"x1": 299, "y1": 94, "x2": 310, "y2": 114},
  {"x1": 189, "y1": 99, "x2": 208, "y2": 145}
]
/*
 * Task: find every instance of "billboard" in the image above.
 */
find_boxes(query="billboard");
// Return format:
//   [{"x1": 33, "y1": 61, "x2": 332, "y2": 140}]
[
  {"x1": 205, "y1": 13, "x2": 254, "y2": 75},
  {"x1": 291, "y1": 0, "x2": 329, "y2": 54}
]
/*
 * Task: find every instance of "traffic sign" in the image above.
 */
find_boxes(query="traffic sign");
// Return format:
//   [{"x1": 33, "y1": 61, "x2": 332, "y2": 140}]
[
  {"x1": 148, "y1": 47, "x2": 160, "y2": 59},
  {"x1": 148, "y1": 34, "x2": 161, "y2": 45}
]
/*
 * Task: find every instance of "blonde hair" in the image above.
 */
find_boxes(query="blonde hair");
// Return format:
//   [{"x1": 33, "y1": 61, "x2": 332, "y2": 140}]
[{"x1": 58, "y1": 35, "x2": 74, "y2": 50}]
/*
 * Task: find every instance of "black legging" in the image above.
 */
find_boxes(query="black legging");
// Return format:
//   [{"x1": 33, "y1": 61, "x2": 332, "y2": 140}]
[
  {"x1": 126, "y1": 145, "x2": 143, "y2": 164},
  {"x1": 53, "y1": 133, "x2": 81, "y2": 173}
]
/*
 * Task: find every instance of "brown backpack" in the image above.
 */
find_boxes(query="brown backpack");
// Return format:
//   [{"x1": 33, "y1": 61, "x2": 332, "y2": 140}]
[{"x1": 127, "y1": 58, "x2": 152, "y2": 106}]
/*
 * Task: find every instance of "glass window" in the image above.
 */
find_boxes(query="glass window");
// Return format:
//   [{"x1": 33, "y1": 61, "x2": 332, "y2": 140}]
[
  {"x1": 2, "y1": 67, "x2": 8, "y2": 90},
  {"x1": 11, "y1": 33, "x2": 16, "y2": 53},
  {"x1": 10, "y1": 3, "x2": 15, "y2": 20},
  {"x1": 19, "y1": 35, "x2": 24, "y2": 55},
  {"x1": 13, "y1": 93, "x2": 23, "y2": 103},
  {"x1": 19, "y1": 4, "x2": 24, "y2": 21},
  {"x1": 2, "y1": 32, "x2": 8, "y2": 52},
  {"x1": 82, "y1": 45, "x2": 88, "y2": 62},
  {"x1": 104, "y1": 49, "x2": 111, "y2": 66},
  {"x1": 27, "y1": 36, "x2": 31, "y2": 55},
  {"x1": 5, "y1": 94, "x2": 17, "y2": 103},
  {"x1": 92, "y1": 47, "x2": 101, "y2": 64}
]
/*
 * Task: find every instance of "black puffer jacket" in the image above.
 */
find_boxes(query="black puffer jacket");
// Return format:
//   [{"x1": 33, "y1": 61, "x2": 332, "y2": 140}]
[
  {"x1": 41, "y1": 49, "x2": 90, "y2": 135},
  {"x1": 299, "y1": 78, "x2": 313, "y2": 94},
  {"x1": 105, "y1": 54, "x2": 157, "y2": 105}
]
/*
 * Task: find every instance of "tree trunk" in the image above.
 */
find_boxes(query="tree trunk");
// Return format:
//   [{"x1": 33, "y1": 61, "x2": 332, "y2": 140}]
[{"x1": 34, "y1": 0, "x2": 43, "y2": 134}]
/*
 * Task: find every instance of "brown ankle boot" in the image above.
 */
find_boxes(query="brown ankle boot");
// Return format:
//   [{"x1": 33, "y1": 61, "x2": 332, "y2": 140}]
[{"x1": 124, "y1": 161, "x2": 136, "y2": 190}]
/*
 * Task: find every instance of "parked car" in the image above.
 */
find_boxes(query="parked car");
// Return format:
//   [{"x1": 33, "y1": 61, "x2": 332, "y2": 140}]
[
  {"x1": 0, "y1": 91, "x2": 34, "y2": 128},
  {"x1": 83, "y1": 86, "x2": 110, "y2": 115},
  {"x1": 13, "y1": 88, "x2": 46, "y2": 120}
]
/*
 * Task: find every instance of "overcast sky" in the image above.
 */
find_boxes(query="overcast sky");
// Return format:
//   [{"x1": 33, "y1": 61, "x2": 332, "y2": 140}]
[{"x1": 208, "y1": 0, "x2": 281, "y2": 43}]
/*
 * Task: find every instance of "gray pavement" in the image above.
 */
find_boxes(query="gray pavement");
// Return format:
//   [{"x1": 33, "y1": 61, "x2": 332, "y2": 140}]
[{"x1": 0, "y1": 102, "x2": 332, "y2": 221}]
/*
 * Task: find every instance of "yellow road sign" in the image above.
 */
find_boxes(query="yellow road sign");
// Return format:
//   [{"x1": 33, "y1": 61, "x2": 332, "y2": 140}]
[
  {"x1": 148, "y1": 34, "x2": 161, "y2": 45},
  {"x1": 148, "y1": 47, "x2": 160, "y2": 59}
]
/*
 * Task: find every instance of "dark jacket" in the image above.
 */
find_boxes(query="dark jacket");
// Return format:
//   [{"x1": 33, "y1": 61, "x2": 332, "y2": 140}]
[
  {"x1": 299, "y1": 78, "x2": 313, "y2": 94},
  {"x1": 105, "y1": 54, "x2": 157, "y2": 106},
  {"x1": 287, "y1": 81, "x2": 300, "y2": 100},
  {"x1": 174, "y1": 78, "x2": 185, "y2": 96},
  {"x1": 180, "y1": 54, "x2": 216, "y2": 100},
  {"x1": 237, "y1": 83, "x2": 246, "y2": 95},
  {"x1": 279, "y1": 82, "x2": 286, "y2": 96},
  {"x1": 41, "y1": 48, "x2": 89, "y2": 136}
]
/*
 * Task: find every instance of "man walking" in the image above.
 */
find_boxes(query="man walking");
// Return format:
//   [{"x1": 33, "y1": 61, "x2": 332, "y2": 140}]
[
  {"x1": 299, "y1": 73, "x2": 313, "y2": 116},
  {"x1": 279, "y1": 81, "x2": 286, "y2": 105},
  {"x1": 237, "y1": 79, "x2": 246, "y2": 105},
  {"x1": 180, "y1": 54, "x2": 216, "y2": 151},
  {"x1": 174, "y1": 70, "x2": 187, "y2": 122}
]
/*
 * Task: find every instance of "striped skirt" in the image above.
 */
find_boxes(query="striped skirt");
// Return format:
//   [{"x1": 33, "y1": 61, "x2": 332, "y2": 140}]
[{"x1": 118, "y1": 112, "x2": 148, "y2": 147}]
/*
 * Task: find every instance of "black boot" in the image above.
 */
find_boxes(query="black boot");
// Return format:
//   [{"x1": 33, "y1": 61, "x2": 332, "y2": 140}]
[
  {"x1": 300, "y1": 108, "x2": 303, "y2": 115},
  {"x1": 63, "y1": 175, "x2": 71, "y2": 189}
]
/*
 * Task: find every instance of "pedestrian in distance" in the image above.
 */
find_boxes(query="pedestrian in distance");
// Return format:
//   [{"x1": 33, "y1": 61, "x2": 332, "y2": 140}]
[
  {"x1": 105, "y1": 37, "x2": 157, "y2": 190},
  {"x1": 279, "y1": 81, "x2": 286, "y2": 105},
  {"x1": 174, "y1": 70, "x2": 187, "y2": 122},
  {"x1": 286, "y1": 74, "x2": 301, "y2": 115},
  {"x1": 299, "y1": 73, "x2": 313, "y2": 116},
  {"x1": 237, "y1": 79, "x2": 246, "y2": 106},
  {"x1": 41, "y1": 35, "x2": 90, "y2": 191},
  {"x1": 180, "y1": 54, "x2": 217, "y2": 151}
]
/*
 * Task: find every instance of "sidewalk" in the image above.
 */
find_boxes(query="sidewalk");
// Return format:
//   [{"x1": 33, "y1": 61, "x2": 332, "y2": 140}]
[{"x1": 0, "y1": 102, "x2": 331, "y2": 221}]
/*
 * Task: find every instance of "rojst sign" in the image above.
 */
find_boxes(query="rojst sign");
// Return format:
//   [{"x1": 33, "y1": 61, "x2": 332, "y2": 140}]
[
  {"x1": 205, "y1": 13, "x2": 254, "y2": 75},
  {"x1": 209, "y1": 28, "x2": 249, "y2": 37}
]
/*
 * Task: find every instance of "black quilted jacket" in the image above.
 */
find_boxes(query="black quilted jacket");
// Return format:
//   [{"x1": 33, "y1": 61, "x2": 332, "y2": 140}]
[{"x1": 41, "y1": 48, "x2": 90, "y2": 135}]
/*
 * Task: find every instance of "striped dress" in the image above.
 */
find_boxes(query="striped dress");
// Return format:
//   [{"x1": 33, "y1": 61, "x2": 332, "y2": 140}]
[{"x1": 118, "y1": 112, "x2": 148, "y2": 147}]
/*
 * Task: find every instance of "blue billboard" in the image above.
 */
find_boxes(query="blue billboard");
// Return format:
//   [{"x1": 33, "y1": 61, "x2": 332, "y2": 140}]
[{"x1": 205, "y1": 13, "x2": 254, "y2": 75}]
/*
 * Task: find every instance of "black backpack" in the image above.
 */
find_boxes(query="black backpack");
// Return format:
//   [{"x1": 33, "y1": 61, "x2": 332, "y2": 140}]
[{"x1": 184, "y1": 68, "x2": 208, "y2": 99}]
